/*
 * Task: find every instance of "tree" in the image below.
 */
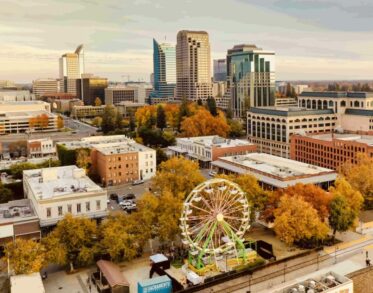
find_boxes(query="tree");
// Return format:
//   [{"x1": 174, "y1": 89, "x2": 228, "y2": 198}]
[
  {"x1": 156, "y1": 148, "x2": 168, "y2": 166},
  {"x1": 328, "y1": 178, "x2": 364, "y2": 239},
  {"x1": 164, "y1": 104, "x2": 180, "y2": 130},
  {"x1": 129, "y1": 111, "x2": 136, "y2": 131},
  {"x1": 0, "y1": 183, "x2": 13, "y2": 203},
  {"x1": 92, "y1": 116, "x2": 102, "y2": 127},
  {"x1": 157, "y1": 189, "x2": 184, "y2": 242},
  {"x1": 116, "y1": 111, "x2": 123, "y2": 129},
  {"x1": 39, "y1": 114, "x2": 50, "y2": 130},
  {"x1": 341, "y1": 153, "x2": 373, "y2": 208},
  {"x1": 217, "y1": 174, "x2": 268, "y2": 222},
  {"x1": 101, "y1": 105, "x2": 117, "y2": 134},
  {"x1": 228, "y1": 119, "x2": 243, "y2": 138},
  {"x1": 99, "y1": 214, "x2": 139, "y2": 261},
  {"x1": 94, "y1": 97, "x2": 102, "y2": 106},
  {"x1": 156, "y1": 105, "x2": 167, "y2": 129},
  {"x1": 151, "y1": 156, "x2": 204, "y2": 197},
  {"x1": 10, "y1": 162, "x2": 38, "y2": 179},
  {"x1": 8, "y1": 140, "x2": 27, "y2": 157},
  {"x1": 197, "y1": 98, "x2": 203, "y2": 106},
  {"x1": 4, "y1": 239, "x2": 45, "y2": 275},
  {"x1": 180, "y1": 108, "x2": 230, "y2": 138},
  {"x1": 274, "y1": 195, "x2": 329, "y2": 246},
  {"x1": 135, "y1": 105, "x2": 157, "y2": 128},
  {"x1": 76, "y1": 148, "x2": 91, "y2": 172},
  {"x1": 206, "y1": 97, "x2": 218, "y2": 116},
  {"x1": 43, "y1": 214, "x2": 98, "y2": 271},
  {"x1": 57, "y1": 115, "x2": 64, "y2": 129},
  {"x1": 273, "y1": 183, "x2": 332, "y2": 221},
  {"x1": 177, "y1": 98, "x2": 190, "y2": 130},
  {"x1": 329, "y1": 196, "x2": 356, "y2": 240}
]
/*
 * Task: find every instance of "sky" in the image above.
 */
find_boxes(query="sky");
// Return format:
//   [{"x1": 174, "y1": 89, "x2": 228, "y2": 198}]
[{"x1": 1, "y1": 0, "x2": 373, "y2": 83}]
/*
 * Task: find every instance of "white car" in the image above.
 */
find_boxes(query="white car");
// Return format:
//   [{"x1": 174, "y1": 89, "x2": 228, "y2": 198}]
[
  {"x1": 208, "y1": 171, "x2": 217, "y2": 177},
  {"x1": 119, "y1": 200, "x2": 133, "y2": 207}
]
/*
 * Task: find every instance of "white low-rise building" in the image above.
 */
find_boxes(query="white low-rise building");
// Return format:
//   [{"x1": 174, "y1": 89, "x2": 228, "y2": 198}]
[
  {"x1": 27, "y1": 138, "x2": 56, "y2": 159},
  {"x1": 23, "y1": 166, "x2": 107, "y2": 227}
]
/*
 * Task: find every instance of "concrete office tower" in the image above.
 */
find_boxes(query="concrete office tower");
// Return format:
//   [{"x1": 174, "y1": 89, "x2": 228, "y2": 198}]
[
  {"x1": 150, "y1": 39, "x2": 176, "y2": 100},
  {"x1": 59, "y1": 44, "x2": 85, "y2": 95},
  {"x1": 227, "y1": 44, "x2": 275, "y2": 117},
  {"x1": 176, "y1": 30, "x2": 212, "y2": 101},
  {"x1": 213, "y1": 59, "x2": 227, "y2": 82},
  {"x1": 32, "y1": 78, "x2": 60, "y2": 98}
]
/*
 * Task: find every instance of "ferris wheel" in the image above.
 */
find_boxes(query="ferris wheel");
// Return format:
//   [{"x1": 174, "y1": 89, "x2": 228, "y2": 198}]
[{"x1": 179, "y1": 178, "x2": 250, "y2": 269}]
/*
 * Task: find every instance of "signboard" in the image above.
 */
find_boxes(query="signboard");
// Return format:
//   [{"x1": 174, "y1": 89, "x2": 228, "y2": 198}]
[{"x1": 138, "y1": 276, "x2": 172, "y2": 293}]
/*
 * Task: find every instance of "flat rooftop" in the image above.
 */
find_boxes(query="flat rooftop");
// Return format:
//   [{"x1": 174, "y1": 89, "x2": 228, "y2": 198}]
[
  {"x1": 95, "y1": 141, "x2": 154, "y2": 155},
  {"x1": 273, "y1": 271, "x2": 352, "y2": 293},
  {"x1": 0, "y1": 199, "x2": 38, "y2": 224},
  {"x1": 0, "y1": 110, "x2": 54, "y2": 118},
  {"x1": 249, "y1": 107, "x2": 334, "y2": 117},
  {"x1": 58, "y1": 135, "x2": 132, "y2": 150},
  {"x1": 212, "y1": 153, "x2": 336, "y2": 188},
  {"x1": 299, "y1": 91, "x2": 373, "y2": 99},
  {"x1": 309, "y1": 133, "x2": 373, "y2": 146},
  {"x1": 177, "y1": 136, "x2": 254, "y2": 148},
  {"x1": 23, "y1": 165, "x2": 103, "y2": 200}
]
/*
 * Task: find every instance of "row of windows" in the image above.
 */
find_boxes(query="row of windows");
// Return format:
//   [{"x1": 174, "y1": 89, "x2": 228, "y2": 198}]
[{"x1": 46, "y1": 200, "x2": 101, "y2": 218}]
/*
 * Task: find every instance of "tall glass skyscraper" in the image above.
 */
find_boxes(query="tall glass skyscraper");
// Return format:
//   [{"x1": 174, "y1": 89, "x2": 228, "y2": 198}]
[
  {"x1": 150, "y1": 39, "x2": 176, "y2": 101},
  {"x1": 227, "y1": 44, "x2": 275, "y2": 117}
]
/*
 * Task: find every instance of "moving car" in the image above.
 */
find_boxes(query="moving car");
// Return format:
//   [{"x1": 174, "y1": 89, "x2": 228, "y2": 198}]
[{"x1": 132, "y1": 179, "x2": 144, "y2": 186}]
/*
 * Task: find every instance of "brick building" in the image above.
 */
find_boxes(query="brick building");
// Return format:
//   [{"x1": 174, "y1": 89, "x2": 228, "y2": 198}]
[
  {"x1": 168, "y1": 136, "x2": 256, "y2": 168},
  {"x1": 290, "y1": 133, "x2": 373, "y2": 170}
]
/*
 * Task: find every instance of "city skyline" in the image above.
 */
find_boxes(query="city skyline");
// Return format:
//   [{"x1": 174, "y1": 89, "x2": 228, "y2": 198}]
[{"x1": 1, "y1": 0, "x2": 373, "y2": 82}]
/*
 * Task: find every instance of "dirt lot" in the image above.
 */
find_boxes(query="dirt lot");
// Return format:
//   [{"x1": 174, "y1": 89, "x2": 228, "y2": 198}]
[{"x1": 246, "y1": 223, "x2": 307, "y2": 260}]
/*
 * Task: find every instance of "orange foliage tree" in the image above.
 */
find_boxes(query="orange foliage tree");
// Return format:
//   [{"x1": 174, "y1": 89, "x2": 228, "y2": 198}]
[
  {"x1": 180, "y1": 108, "x2": 230, "y2": 137},
  {"x1": 135, "y1": 105, "x2": 157, "y2": 127}
]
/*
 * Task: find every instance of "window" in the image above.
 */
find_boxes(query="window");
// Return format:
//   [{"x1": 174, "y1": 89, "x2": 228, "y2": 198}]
[
  {"x1": 96, "y1": 200, "x2": 101, "y2": 210},
  {"x1": 67, "y1": 204, "x2": 72, "y2": 213},
  {"x1": 77, "y1": 203, "x2": 81, "y2": 213},
  {"x1": 58, "y1": 206, "x2": 63, "y2": 216},
  {"x1": 47, "y1": 208, "x2": 51, "y2": 218},
  {"x1": 86, "y1": 202, "x2": 90, "y2": 212}
]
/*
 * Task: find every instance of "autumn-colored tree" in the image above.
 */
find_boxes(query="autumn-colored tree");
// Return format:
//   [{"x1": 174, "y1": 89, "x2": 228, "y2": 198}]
[
  {"x1": 92, "y1": 116, "x2": 102, "y2": 127},
  {"x1": 76, "y1": 148, "x2": 91, "y2": 172},
  {"x1": 272, "y1": 183, "x2": 332, "y2": 221},
  {"x1": 99, "y1": 213, "x2": 139, "y2": 261},
  {"x1": 151, "y1": 156, "x2": 204, "y2": 197},
  {"x1": 329, "y1": 178, "x2": 364, "y2": 214},
  {"x1": 134, "y1": 192, "x2": 160, "y2": 241},
  {"x1": 217, "y1": 174, "x2": 268, "y2": 222},
  {"x1": 180, "y1": 108, "x2": 230, "y2": 138},
  {"x1": 57, "y1": 115, "x2": 64, "y2": 129},
  {"x1": 341, "y1": 153, "x2": 373, "y2": 208},
  {"x1": 164, "y1": 104, "x2": 179, "y2": 130},
  {"x1": 4, "y1": 239, "x2": 45, "y2": 275},
  {"x1": 43, "y1": 214, "x2": 98, "y2": 271},
  {"x1": 274, "y1": 195, "x2": 329, "y2": 246},
  {"x1": 135, "y1": 105, "x2": 157, "y2": 128},
  {"x1": 94, "y1": 97, "x2": 102, "y2": 106},
  {"x1": 39, "y1": 114, "x2": 50, "y2": 130},
  {"x1": 157, "y1": 189, "x2": 184, "y2": 242}
]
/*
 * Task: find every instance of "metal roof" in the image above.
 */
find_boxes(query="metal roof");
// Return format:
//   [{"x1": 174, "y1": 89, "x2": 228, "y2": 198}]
[
  {"x1": 96, "y1": 260, "x2": 129, "y2": 288},
  {"x1": 345, "y1": 108, "x2": 373, "y2": 116}
]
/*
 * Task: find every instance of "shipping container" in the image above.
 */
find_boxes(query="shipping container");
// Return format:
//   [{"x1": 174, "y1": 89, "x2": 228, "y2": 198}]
[{"x1": 138, "y1": 275, "x2": 172, "y2": 293}]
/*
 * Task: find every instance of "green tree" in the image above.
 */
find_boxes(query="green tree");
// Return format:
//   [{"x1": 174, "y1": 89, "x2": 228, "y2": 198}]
[
  {"x1": 4, "y1": 239, "x2": 45, "y2": 275},
  {"x1": 177, "y1": 98, "x2": 190, "y2": 131},
  {"x1": 156, "y1": 105, "x2": 167, "y2": 129},
  {"x1": 0, "y1": 183, "x2": 13, "y2": 203},
  {"x1": 116, "y1": 111, "x2": 123, "y2": 129},
  {"x1": 129, "y1": 111, "x2": 136, "y2": 131},
  {"x1": 56, "y1": 144, "x2": 77, "y2": 166},
  {"x1": 101, "y1": 105, "x2": 117, "y2": 134},
  {"x1": 206, "y1": 97, "x2": 218, "y2": 116},
  {"x1": 43, "y1": 214, "x2": 98, "y2": 271},
  {"x1": 8, "y1": 141, "x2": 27, "y2": 157},
  {"x1": 156, "y1": 148, "x2": 168, "y2": 166},
  {"x1": 10, "y1": 162, "x2": 38, "y2": 179},
  {"x1": 197, "y1": 98, "x2": 203, "y2": 106},
  {"x1": 228, "y1": 119, "x2": 243, "y2": 138},
  {"x1": 329, "y1": 195, "x2": 356, "y2": 240}
]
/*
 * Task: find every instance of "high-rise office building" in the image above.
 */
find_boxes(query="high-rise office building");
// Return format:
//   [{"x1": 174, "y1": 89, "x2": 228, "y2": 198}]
[
  {"x1": 59, "y1": 44, "x2": 85, "y2": 95},
  {"x1": 227, "y1": 44, "x2": 275, "y2": 117},
  {"x1": 150, "y1": 39, "x2": 176, "y2": 101},
  {"x1": 176, "y1": 30, "x2": 212, "y2": 101},
  {"x1": 76, "y1": 74, "x2": 108, "y2": 105},
  {"x1": 213, "y1": 59, "x2": 227, "y2": 82},
  {"x1": 32, "y1": 78, "x2": 60, "y2": 98}
]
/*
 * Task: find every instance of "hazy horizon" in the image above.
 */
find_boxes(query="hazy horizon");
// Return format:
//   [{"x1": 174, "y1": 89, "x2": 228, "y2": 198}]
[{"x1": 1, "y1": 0, "x2": 373, "y2": 83}]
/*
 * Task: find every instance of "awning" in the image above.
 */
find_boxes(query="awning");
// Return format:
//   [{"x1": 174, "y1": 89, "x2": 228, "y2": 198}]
[{"x1": 96, "y1": 260, "x2": 129, "y2": 288}]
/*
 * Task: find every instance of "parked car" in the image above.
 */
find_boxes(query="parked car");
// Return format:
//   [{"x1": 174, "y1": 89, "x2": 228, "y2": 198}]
[
  {"x1": 123, "y1": 193, "x2": 136, "y2": 201},
  {"x1": 132, "y1": 179, "x2": 144, "y2": 186},
  {"x1": 119, "y1": 200, "x2": 133, "y2": 207},
  {"x1": 208, "y1": 171, "x2": 217, "y2": 177}
]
